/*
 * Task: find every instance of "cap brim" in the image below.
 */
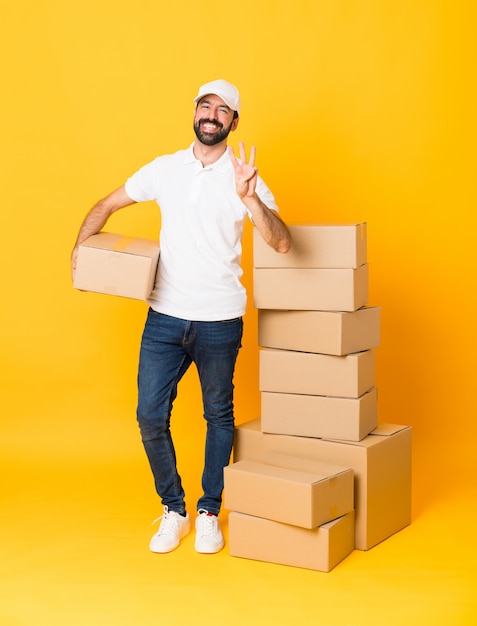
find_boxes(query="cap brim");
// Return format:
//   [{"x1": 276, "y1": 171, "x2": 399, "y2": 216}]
[{"x1": 193, "y1": 92, "x2": 237, "y2": 113}]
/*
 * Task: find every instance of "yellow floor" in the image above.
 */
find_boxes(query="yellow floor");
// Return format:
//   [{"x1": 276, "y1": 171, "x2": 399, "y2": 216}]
[{"x1": 1, "y1": 391, "x2": 476, "y2": 626}]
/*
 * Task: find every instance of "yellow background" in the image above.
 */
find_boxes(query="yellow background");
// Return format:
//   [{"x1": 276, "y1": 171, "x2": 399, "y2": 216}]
[{"x1": 1, "y1": 1, "x2": 476, "y2": 624}]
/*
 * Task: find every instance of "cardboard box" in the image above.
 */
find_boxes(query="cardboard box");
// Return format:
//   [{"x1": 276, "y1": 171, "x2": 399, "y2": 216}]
[
  {"x1": 260, "y1": 348, "x2": 375, "y2": 399},
  {"x1": 224, "y1": 453, "x2": 354, "y2": 529},
  {"x1": 253, "y1": 223, "x2": 367, "y2": 269},
  {"x1": 229, "y1": 510, "x2": 355, "y2": 572},
  {"x1": 258, "y1": 307, "x2": 380, "y2": 356},
  {"x1": 74, "y1": 232, "x2": 160, "y2": 300},
  {"x1": 253, "y1": 265, "x2": 368, "y2": 312},
  {"x1": 261, "y1": 388, "x2": 378, "y2": 442},
  {"x1": 233, "y1": 419, "x2": 412, "y2": 550}
]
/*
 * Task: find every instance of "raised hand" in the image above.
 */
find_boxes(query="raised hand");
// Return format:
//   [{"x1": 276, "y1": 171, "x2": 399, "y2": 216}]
[{"x1": 228, "y1": 141, "x2": 258, "y2": 199}]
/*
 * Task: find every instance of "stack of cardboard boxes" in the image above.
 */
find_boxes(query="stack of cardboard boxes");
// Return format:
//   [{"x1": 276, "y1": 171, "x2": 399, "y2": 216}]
[{"x1": 225, "y1": 224, "x2": 412, "y2": 571}]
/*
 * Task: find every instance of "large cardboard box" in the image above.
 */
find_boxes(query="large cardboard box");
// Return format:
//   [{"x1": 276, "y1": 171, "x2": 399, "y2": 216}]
[
  {"x1": 224, "y1": 453, "x2": 354, "y2": 529},
  {"x1": 74, "y1": 232, "x2": 160, "y2": 300},
  {"x1": 258, "y1": 307, "x2": 380, "y2": 356},
  {"x1": 261, "y1": 388, "x2": 378, "y2": 442},
  {"x1": 233, "y1": 419, "x2": 412, "y2": 550},
  {"x1": 253, "y1": 223, "x2": 367, "y2": 269},
  {"x1": 229, "y1": 510, "x2": 355, "y2": 572},
  {"x1": 253, "y1": 265, "x2": 368, "y2": 312},
  {"x1": 260, "y1": 348, "x2": 375, "y2": 398}
]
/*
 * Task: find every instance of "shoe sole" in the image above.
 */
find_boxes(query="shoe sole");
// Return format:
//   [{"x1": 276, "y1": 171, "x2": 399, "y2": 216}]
[{"x1": 194, "y1": 539, "x2": 225, "y2": 554}]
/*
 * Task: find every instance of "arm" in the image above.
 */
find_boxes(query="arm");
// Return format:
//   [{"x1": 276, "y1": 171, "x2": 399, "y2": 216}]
[
  {"x1": 71, "y1": 185, "x2": 136, "y2": 280},
  {"x1": 228, "y1": 143, "x2": 291, "y2": 254},
  {"x1": 241, "y1": 192, "x2": 291, "y2": 254}
]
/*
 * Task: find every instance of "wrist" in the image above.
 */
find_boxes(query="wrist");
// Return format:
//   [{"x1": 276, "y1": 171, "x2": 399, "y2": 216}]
[{"x1": 241, "y1": 191, "x2": 260, "y2": 208}]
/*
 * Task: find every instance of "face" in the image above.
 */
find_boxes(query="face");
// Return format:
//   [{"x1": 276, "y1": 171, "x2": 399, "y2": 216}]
[{"x1": 193, "y1": 94, "x2": 238, "y2": 146}]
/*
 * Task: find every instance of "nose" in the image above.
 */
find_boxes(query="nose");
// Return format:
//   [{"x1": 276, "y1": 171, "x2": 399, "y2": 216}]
[
  {"x1": 207, "y1": 104, "x2": 223, "y2": 120},
  {"x1": 201, "y1": 113, "x2": 221, "y2": 127}
]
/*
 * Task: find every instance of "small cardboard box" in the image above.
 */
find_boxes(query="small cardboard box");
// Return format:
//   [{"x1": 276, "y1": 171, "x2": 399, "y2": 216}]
[
  {"x1": 233, "y1": 419, "x2": 412, "y2": 551},
  {"x1": 253, "y1": 223, "x2": 367, "y2": 269},
  {"x1": 253, "y1": 265, "x2": 368, "y2": 312},
  {"x1": 258, "y1": 307, "x2": 380, "y2": 356},
  {"x1": 74, "y1": 232, "x2": 160, "y2": 301},
  {"x1": 224, "y1": 453, "x2": 354, "y2": 529},
  {"x1": 261, "y1": 388, "x2": 378, "y2": 442},
  {"x1": 229, "y1": 510, "x2": 355, "y2": 572},
  {"x1": 259, "y1": 348, "x2": 375, "y2": 399}
]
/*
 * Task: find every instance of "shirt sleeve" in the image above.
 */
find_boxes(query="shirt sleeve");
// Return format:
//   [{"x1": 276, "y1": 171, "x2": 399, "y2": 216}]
[
  {"x1": 124, "y1": 158, "x2": 160, "y2": 203},
  {"x1": 255, "y1": 175, "x2": 279, "y2": 212}
]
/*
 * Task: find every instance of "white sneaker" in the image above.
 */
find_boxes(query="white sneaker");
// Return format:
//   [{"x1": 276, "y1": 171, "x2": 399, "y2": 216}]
[
  {"x1": 194, "y1": 509, "x2": 224, "y2": 554},
  {"x1": 149, "y1": 506, "x2": 190, "y2": 553}
]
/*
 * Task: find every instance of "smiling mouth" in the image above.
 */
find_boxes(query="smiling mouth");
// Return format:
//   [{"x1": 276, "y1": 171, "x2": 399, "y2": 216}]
[{"x1": 200, "y1": 121, "x2": 222, "y2": 132}]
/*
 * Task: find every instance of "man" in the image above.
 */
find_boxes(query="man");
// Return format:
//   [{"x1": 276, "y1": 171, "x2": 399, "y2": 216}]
[{"x1": 71, "y1": 79, "x2": 291, "y2": 554}]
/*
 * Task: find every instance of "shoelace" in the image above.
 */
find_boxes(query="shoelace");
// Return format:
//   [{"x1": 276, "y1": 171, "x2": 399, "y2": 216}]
[
  {"x1": 196, "y1": 509, "x2": 217, "y2": 536},
  {"x1": 152, "y1": 506, "x2": 181, "y2": 536}
]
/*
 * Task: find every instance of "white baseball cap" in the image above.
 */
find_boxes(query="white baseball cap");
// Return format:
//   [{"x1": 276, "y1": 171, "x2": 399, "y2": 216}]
[{"x1": 193, "y1": 79, "x2": 241, "y2": 115}]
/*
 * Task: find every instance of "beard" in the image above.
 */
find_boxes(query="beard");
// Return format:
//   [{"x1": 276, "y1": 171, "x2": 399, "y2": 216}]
[{"x1": 193, "y1": 118, "x2": 234, "y2": 146}]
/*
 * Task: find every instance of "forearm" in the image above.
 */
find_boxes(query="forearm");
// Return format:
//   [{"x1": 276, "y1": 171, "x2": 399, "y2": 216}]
[
  {"x1": 72, "y1": 186, "x2": 134, "y2": 252},
  {"x1": 72, "y1": 200, "x2": 112, "y2": 251},
  {"x1": 243, "y1": 193, "x2": 292, "y2": 254},
  {"x1": 71, "y1": 201, "x2": 114, "y2": 281},
  {"x1": 71, "y1": 185, "x2": 135, "y2": 280}
]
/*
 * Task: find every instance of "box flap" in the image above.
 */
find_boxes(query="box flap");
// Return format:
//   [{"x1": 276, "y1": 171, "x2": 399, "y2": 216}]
[
  {"x1": 306, "y1": 423, "x2": 411, "y2": 449},
  {"x1": 230, "y1": 459, "x2": 337, "y2": 486},
  {"x1": 81, "y1": 232, "x2": 159, "y2": 258},
  {"x1": 369, "y1": 424, "x2": 411, "y2": 437},
  {"x1": 237, "y1": 451, "x2": 352, "y2": 480}
]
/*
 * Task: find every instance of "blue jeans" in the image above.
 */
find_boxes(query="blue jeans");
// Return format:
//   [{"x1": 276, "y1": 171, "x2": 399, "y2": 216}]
[{"x1": 136, "y1": 309, "x2": 243, "y2": 516}]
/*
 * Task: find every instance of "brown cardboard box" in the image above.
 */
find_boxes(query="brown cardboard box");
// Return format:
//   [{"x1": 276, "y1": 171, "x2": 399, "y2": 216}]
[
  {"x1": 74, "y1": 232, "x2": 160, "y2": 300},
  {"x1": 258, "y1": 307, "x2": 380, "y2": 356},
  {"x1": 261, "y1": 388, "x2": 378, "y2": 442},
  {"x1": 253, "y1": 223, "x2": 367, "y2": 269},
  {"x1": 224, "y1": 453, "x2": 354, "y2": 529},
  {"x1": 229, "y1": 510, "x2": 355, "y2": 572},
  {"x1": 253, "y1": 265, "x2": 368, "y2": 312},
  {"x1": 233, "y1": 419, "x2": 412, "y2": 550},
  {"x1": 259, "y1": 348, "x2": 375, "y2": 398}
]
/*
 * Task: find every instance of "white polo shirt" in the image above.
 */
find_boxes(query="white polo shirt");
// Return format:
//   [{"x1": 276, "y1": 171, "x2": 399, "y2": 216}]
[{"x1": 125, "y1": 144, "x2": 279, "y2": 321}]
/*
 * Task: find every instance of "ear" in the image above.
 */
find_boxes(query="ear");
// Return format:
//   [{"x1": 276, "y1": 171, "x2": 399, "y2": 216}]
[{"x1": 231, "y1": 117, "x2": 239, "y2": 132}]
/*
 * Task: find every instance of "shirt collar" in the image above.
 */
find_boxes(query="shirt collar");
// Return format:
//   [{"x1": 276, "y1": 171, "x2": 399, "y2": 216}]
[{"x1": 184, "y1": 142, "x2": 232, "y2": 172}]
